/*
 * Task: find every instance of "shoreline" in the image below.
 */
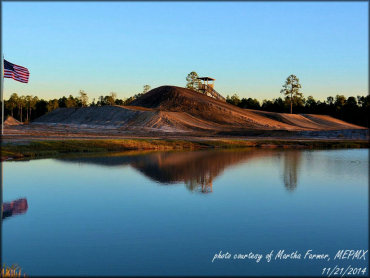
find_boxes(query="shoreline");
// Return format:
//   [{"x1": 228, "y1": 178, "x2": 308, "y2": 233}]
[{"x1": 1, "y1": 137, "x2": 368, "y2": 161}]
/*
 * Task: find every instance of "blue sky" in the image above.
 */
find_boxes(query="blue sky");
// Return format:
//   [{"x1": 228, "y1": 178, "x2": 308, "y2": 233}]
[{"x1": 3, "y1": 1, "x2": 368, "y2": 101}]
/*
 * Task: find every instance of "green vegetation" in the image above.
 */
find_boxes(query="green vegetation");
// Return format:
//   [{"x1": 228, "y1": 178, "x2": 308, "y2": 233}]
[
  {"x1": 280, "y1": 74, "x2": 303, "y2": 114},
  {"x1": 1, "y1": 138, "x2": 368, "y2": 161},
  {"x1": 226, "y1": 93, "x2": 369, "y2": 128},
  {"x1": 224, "y1": 73, "x2": 369, "y2": 127},
  {"x1": 1, "y1": 90, "x2": 146, "y2": 124},
  {"x1": 143, "y1": 85, "x2": 151, "y2": 94},
  {"x1": 186, "y1": 71, "x2": 200, "y2": 91},
  {"x1": 2, "y1": 73, "x2": 368, "y2": 128},
  {"x1": 1, "y1": 264, "x2": 26, "y2": 277},
  {"x1": 79, "y1": 90, "x2": 89, "y2": 107}
]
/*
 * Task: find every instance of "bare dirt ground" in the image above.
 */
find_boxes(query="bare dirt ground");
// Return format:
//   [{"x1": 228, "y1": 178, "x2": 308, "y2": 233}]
[{"x1": 2, "y1": 86, "x2": 368, "y2": 143}]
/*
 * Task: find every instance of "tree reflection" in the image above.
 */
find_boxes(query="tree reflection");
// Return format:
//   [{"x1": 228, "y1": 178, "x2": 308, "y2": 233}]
[
  {"x1": 185, "y1": 173, "x2": 213, "y2": 194},
  {"x1": 282, "y1": 151, "x2": 302, "y2": 192}
]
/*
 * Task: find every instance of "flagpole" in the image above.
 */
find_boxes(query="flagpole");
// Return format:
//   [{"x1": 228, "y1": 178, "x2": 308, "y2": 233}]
[
  {"x1": 1, "y1": 54, "x2": 4, "y2": 136},
  {"x1": 0, "y1": 0, "x2": 4, "y2": 272}
]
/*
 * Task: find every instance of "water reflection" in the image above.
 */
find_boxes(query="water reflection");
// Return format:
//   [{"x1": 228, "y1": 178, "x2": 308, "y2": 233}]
[
  {"x1": 282, "y1": 151, "x2": 302, "y2": 192},
  {"x1": 57, "y1": 150, "x2": 307, "y2": 193},
  {"x1": 58, "y1": 150, "x2": 286, "y2": 192},
  {"x1": 2, "y1": 198, "x2": 28, "y2": 220},
  {"x1": 1, "y1": 160, "x2": 28, "y2": 221},
  {"x1": 3, "y1": 149, "x2": 367, "y2": 276},
  {"x1": 185, "y1": 176, "x2": 213, "y2": 193}
]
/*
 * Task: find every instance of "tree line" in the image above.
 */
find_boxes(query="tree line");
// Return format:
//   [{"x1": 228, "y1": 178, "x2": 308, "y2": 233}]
[
  {"x1": 1, "y1": 85, "x2": 151, "y2": 123},
  {"x1": 187, "y1": 71, "x2": 368, "y2": 127},
  {"x1": 225, "y1": 74, "x2": 368, "y2": 127},
  {"x1": 225, "y1": 94, "x2": 369, "y2": 127},
  {"x1": 2, "y1": 72, "x2": 369, "y2": 128}
]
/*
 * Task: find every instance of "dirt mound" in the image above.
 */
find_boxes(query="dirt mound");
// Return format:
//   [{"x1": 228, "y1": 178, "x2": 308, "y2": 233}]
[
  {"x1": 4, "y1": 116, "x2": 22, "y2": 125},
  {"x1": 131, "y1": 86, "x2": 277, "y2": 129},
  {"x1": 34, "y1": 106, "x2": 158, "y2": 128},
  {"x1": 32, "y1": 85, "x2": 366, "y2": 137},
  {"x1": 131, "y1": 86, "x2": 363, "y2": 131}
]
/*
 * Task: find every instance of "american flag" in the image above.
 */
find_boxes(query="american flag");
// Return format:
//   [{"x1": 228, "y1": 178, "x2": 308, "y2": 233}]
[{"x1": 4, "y1": 59, "x2": 30, "y2": 83}]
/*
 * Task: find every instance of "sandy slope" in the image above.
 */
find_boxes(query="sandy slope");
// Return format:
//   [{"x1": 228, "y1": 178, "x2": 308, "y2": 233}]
[
  {"x1": 4, "y1": 116, "x2": 22, "y2": 126},
  {"x1": 31, "y1": 86, "x2": 366, "y2": 138}
]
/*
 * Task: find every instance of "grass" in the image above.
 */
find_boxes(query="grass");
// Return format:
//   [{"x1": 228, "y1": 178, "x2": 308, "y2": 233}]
[
  {"x1": 1, "y1": 138, "x2": 368, "y2": 160},
  {"x1": 1, "y1": 265, "x2": 26, "y2": 277}
]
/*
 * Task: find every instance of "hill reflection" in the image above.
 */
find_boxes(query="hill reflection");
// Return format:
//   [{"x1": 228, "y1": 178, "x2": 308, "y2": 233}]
[{"x1": 57, "y1": 149, "x2": 302, "y2": 193}]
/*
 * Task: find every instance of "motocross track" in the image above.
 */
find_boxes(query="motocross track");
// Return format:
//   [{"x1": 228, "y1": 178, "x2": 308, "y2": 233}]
[{"x1": 5, "y1": 86, "x2": 367, "y2": 140}]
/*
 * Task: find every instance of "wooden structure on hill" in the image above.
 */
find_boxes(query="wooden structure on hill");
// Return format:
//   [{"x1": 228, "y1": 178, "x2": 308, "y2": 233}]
[{"x1": 197, "y1": 77, "x2": 226, "y2": 102}]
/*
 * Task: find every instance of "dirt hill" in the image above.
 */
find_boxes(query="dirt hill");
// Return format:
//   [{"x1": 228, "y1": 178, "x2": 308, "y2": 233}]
[
  {"x1": 4, "y1": 116, "x2": 22, "y2": 126},
  {"x1": 130, "y1": 86, "x2": 364, "y2": 130},
  {"x1": 33, "y1": 85, "x2": 366, "y2": 137}
]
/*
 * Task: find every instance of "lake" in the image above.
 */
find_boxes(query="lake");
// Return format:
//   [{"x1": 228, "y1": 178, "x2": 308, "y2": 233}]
[{"x1": 1, "y1": 149, "x2": 368, "y2": 276}]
